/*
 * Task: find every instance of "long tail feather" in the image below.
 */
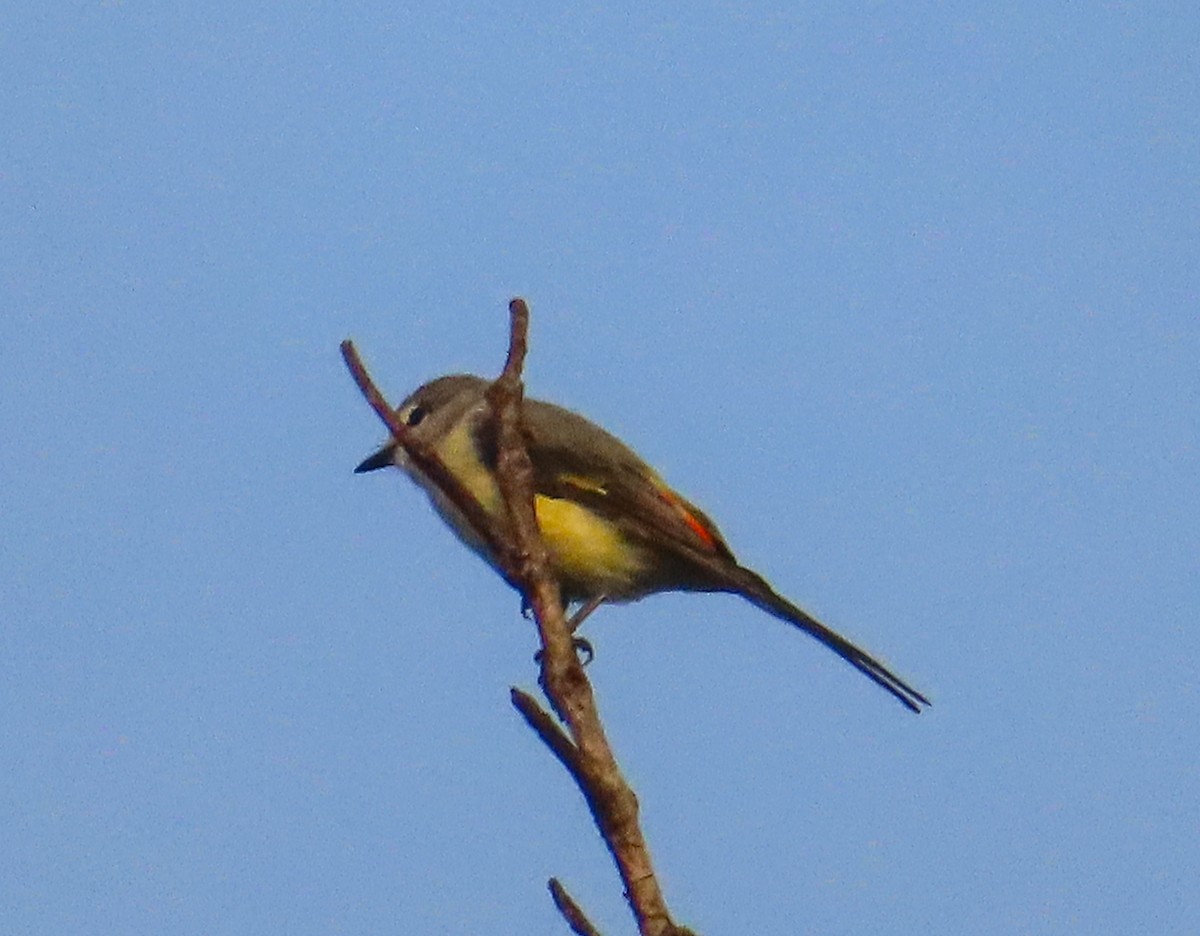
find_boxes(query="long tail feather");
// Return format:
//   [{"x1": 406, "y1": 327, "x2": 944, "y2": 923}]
[{"x1": 731, "y1": 567, "x2": 931, "y2": 713}]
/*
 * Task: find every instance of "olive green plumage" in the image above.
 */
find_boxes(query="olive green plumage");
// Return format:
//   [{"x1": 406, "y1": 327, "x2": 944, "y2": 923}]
[{"x1": 357, "y1": 375, "x2": 929, "y2": 713}]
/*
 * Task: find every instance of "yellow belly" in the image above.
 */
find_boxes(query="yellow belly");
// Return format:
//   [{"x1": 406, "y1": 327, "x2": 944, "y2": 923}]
[
  {"x1": 427, "y1": 420, "x2": 647, "y2": 598},
  {"x1": 534, "y1": 494, "x2": 648, "y2": 597}
]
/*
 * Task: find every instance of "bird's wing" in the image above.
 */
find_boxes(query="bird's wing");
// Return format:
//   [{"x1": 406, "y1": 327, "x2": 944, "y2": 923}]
[{"x1": 513, "y1": 399, "x2": 738, "y2": 565}]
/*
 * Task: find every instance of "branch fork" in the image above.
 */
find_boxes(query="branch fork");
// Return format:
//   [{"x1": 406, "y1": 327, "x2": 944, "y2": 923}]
[{"x1": 342, "y1": 299, "x2": 694, "y2": 936}]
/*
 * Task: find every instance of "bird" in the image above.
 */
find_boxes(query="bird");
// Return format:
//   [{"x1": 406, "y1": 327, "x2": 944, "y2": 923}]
[{"x1": 355, "y1": 374, "x2": 929, "y2": 713}]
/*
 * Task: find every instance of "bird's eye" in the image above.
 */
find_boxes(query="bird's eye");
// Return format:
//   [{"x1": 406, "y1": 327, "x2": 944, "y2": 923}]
[{"x1": 404, "y1": 404, "x2": 427, "y2": 427}]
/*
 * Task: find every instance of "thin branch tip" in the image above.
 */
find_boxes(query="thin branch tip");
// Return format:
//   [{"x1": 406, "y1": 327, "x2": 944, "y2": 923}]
[{"x1": 548, "y1": 878, "x2": 603, "y2": 936}]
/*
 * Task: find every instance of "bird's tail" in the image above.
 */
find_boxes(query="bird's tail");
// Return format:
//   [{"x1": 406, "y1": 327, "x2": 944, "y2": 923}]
[{"x1": 730, "y1": 567, "x2": 931, "y2": 714}]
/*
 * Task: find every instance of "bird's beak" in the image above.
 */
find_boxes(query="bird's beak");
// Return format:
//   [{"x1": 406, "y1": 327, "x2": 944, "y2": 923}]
[{"x1": 354, "y1": 445, "x2": 396, "y2": 474}]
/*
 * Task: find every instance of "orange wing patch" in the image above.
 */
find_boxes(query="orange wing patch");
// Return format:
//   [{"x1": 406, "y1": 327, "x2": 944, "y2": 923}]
[
  {"x1": 655, "y1": 485, "x2": 720, "y2": 551},
  {"x1": 561, "y1": 469, "x2": 724, "y2": 554}
]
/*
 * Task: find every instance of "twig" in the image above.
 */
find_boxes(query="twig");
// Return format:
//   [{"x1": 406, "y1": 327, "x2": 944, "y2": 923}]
[
  {"x1": 342, "y1": 299, "x2": 691, "y2": 936},
  {"x1": 487, "y1": 300, "x2": 684, "y2": 936},
  {"x1": 339, "y1": 339, "x2": 518, "y2": 590},
  {"x1": 511, "y1": 688, "x2": 580, "y2": 776},
  {"x1": 549, "y1": 878, "x2": 604, "y2": 936}
]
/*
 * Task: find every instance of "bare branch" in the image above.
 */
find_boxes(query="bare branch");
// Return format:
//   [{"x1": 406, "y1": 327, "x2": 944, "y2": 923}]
[
  {"x1": 511, "y1": 687, "x2": 580, "y2": 776},
  {"x1": 485, "y1": 300, "x2": 686, "y2": 936},
  {"x1": 339, "y1": 340, "x2": 519, "y2": 589},
  {"x1": 549, "y1": 878, "x2": 604, "y2": 936},
  {"x1": 342, "y1": 300, "x2": 692, "y2": 935},
  {"x1": 500, "y1": 296, "x2": 531, "y2": 383}
]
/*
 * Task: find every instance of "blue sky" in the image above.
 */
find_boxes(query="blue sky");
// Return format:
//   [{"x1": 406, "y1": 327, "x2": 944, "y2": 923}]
[{"x1": 4, "y1": 4, "x2": 1198, "y2": 934}]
